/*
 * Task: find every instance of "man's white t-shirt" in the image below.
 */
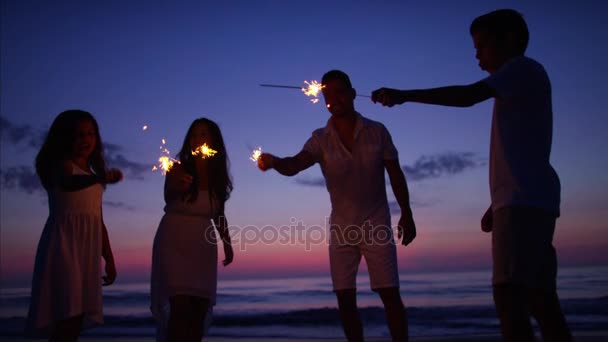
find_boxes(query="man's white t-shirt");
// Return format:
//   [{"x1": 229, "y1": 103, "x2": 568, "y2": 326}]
[{"x1": 303, "y1": 112, "x2": 398, "y2": 229}]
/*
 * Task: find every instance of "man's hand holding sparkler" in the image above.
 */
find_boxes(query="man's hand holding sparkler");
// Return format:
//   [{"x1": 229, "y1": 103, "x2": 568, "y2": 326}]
[{"x1": 256, "y1": 150, "x2": 315, "y2": 176}]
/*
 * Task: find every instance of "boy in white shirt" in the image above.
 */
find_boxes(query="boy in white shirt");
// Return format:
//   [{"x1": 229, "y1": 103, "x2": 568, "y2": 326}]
[{"x1": 372, "y1": 9, "x2": 571, "y2": 342}]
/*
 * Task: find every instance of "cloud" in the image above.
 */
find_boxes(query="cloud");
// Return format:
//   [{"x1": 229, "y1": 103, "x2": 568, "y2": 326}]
[
  {"x1": 0, "y1": 115, "x2": 46, "y2": 149},
  {"x1": 103, "y1": 146, "x2": 150, "y2": 181},
  {"x1": 295, "y1": 151, "x2": 484, "y2": 187},
  {"x1": 402, "y1": 152, "x2": 484, "y2": 181},
  {"x1": 0, "y1": 166, "x2": 44, "y2": 195},
  {"x1": 1, "y1": 116, "x2": 150, "y2": 180}
]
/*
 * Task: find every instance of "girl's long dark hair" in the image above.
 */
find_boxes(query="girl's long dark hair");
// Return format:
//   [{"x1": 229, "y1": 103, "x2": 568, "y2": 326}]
[
  {"x1": 177, "y1": 118, "x2": 233, "y2": 209},
  {"x1": 35, "y1": 110, "x2": 106, "y2": 189}
]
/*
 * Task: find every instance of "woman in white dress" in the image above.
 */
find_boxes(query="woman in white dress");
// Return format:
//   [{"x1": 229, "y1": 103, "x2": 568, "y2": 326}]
[
  {"x1": 26, "y1": 110, "x2": 123, "y2": 341},
  {"x1": 151, "y1": 118, "x2": 234, "y2": 342}
]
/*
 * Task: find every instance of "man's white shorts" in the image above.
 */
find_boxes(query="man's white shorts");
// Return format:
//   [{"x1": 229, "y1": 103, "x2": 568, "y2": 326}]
[{"x1": 329, "y1": 225, "x2": 399, "y2": 291}]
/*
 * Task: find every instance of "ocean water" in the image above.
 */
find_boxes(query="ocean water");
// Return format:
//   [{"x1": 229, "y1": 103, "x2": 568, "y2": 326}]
[{"x1": 1, "y1": 266, "x2": 606, "y2": 338}]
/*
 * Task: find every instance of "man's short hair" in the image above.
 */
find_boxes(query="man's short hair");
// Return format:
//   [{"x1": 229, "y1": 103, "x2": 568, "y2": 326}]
[{"x1": 322, "y1": 70, "x2": 353, "y2": 89}]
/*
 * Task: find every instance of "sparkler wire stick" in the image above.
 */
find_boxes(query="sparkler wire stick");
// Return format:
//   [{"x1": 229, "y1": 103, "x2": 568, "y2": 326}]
[
  {"x1": 260, "y1": 84, "x2": 303, "y2": 89},
  {"x1": 259, "y1": 84, "x2": 371, "y2": 98}
]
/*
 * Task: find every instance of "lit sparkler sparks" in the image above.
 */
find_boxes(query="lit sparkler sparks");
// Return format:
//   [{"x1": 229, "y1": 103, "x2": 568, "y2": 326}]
[
  {"x1": 260, "y1": 81, "x2": 325, "y2": 104},
  {"x1": 142, "y1": 125, "x2": 148, "y2": 131},
  {"x1": 192, "y1": 143, "x2": 218, "y2": 159},
  {"x1": 260, "y1": 81, "x2": 370, "y2": 102},
  {"x1": 301, "y1": 80, "x2": 325, "y2": 103},
  {"x1": 250, "y1": 147, "x2": 262, "y2": 162},
  {"x1": 153, "y1": 156, "x2": 177, "y2": 174},
  {"x1": 152, "y1": 138, "x2": 179, "y2": 175}
]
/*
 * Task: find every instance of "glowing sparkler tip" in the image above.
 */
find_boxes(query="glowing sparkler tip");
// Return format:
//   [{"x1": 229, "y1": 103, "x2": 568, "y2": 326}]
[
  {"x1": 192, "y1": 143, "x2": 218, "y2": 159},
  {"x1": 153, "y1": 138, "x2": 179, "y2": 176},
  {"x1": 142, "y1": 125, "x2": 148, "y2": 131},
  {"x1": 301, "y1": 80, "x2": 325, "y2": 104},
  {"x1": 250, "y1": 147, "x2": 263, "y2": 162},
  {"x1": 158, "y1": 156, "x2": 172, "y2": 174}
]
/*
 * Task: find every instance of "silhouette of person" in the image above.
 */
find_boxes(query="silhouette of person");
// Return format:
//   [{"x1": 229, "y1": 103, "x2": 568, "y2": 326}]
[
  {"x1": 150, "y1": 118, "x2": 234, "y2": 342},
  {"x1": 26, "y1": 110, "x2": 123, "y2": 341},
  {"x1": 372, "y1": 9, "x2": 571, "y2": 342},
  {"x1": 259, "y1": 70, "x2": 416, "y2": 342}
]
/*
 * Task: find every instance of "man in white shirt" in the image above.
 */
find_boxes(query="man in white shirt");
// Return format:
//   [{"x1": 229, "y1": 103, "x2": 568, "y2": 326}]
[
  {"x1": 371, "y1": 9, "x2": 571, "y2": 342},
  {"x1": 259, "y1": 70, "x2": 416, "y2": 342}
]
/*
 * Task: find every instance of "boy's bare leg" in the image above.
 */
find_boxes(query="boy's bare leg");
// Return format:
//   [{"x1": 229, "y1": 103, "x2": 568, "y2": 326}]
[
  {"x1": 493, "y1": 284, "x2": 535, "y2": 342},
  {"x1": 528, "y1": 288, "x2": 572, "y2": 342}
]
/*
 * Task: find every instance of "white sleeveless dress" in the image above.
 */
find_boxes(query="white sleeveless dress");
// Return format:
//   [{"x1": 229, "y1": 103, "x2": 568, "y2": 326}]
[
  {"x1": 150, "y1": 190, "x2": 218, "y2": 341},
  {"x1": 25, "y1": 163, "x2": 105, "y2": 337}
]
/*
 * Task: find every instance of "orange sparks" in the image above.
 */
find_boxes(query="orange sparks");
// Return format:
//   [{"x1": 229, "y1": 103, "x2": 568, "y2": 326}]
[
  {"x1": 153, "y1": 138, "x2": 179, "y2": 175},
  {"x1": 250, "y1": 147, "x2": 262, "y2": 162},
  {"x1": 301, "y1": 80, "x2": 325, "y2": 103},
  {"x1": 153, "y1": 156, "x2": 177, "y2": 174},
  {"x1": 192, "y1": 143, "x2": 218, "y2": 159}
]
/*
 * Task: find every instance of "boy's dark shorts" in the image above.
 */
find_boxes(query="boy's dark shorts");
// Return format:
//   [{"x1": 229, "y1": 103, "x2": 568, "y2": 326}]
[{"x1": 492, "y1": 206, "x2": 558, "y2": 290}]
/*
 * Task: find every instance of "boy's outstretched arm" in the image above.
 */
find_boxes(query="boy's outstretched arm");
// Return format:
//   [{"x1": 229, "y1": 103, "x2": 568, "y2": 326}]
[
  {"x1": 385, "y1": 159, "x2": 416, "y2": 246},
  {"x1": 372, "y1": 81, "x2": 495, "y2": 108},
  {"x1": 258, "y1": 150, "x2": 316, "y2": 176}
]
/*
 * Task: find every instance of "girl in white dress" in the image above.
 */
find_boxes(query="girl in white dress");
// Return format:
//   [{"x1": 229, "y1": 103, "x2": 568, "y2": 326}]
[
  {"x1": 151, "y1": 118, "x2": 234, "y2": 342},
  {"x1": 25, "y1": 110, "x2": 123, "y2": 341}
]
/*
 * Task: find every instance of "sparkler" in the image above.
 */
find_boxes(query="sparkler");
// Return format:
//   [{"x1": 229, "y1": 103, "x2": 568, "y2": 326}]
[
  {"x1": 142, "y1": 125, "x2": 148, "y2": 131},
  {"x1": 301, "y1": 80, "x2": 324, "y2": 103},
  {"x1": 250, "y1": 147, "x2": 262, "y2": 163},
  {"x1": 260, "y1": 81, "x2": 325, "y2": 103},
  {"x1": 152, "y1": 138, "x2": 179, "y2": 175},
  {"x1": 149, "y1": 132, "x2": 218, "y2": 176},
  {"x1": 192, "y1": 143, "x2": 218, "y2": 159},
  {"x1": 260, "y1": 81, "x2": 370, "y2": 100}
]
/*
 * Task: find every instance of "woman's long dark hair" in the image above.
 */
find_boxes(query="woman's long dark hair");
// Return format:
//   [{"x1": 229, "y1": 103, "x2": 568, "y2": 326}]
[
  {"x1": 35, "y1": 110, "x2": 106, "y2": 190},
  {"x1": 177, "y1": 118, "x2": 233, "y2": 209}
]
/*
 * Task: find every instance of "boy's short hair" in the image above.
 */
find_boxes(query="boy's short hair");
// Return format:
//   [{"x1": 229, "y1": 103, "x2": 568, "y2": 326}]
[
  {"x1": 322, "y1": 70, "x2": 353, "y2": 89},
  {"x1": 470, "y1": 9, "x2": 529, "y2": 55}
]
